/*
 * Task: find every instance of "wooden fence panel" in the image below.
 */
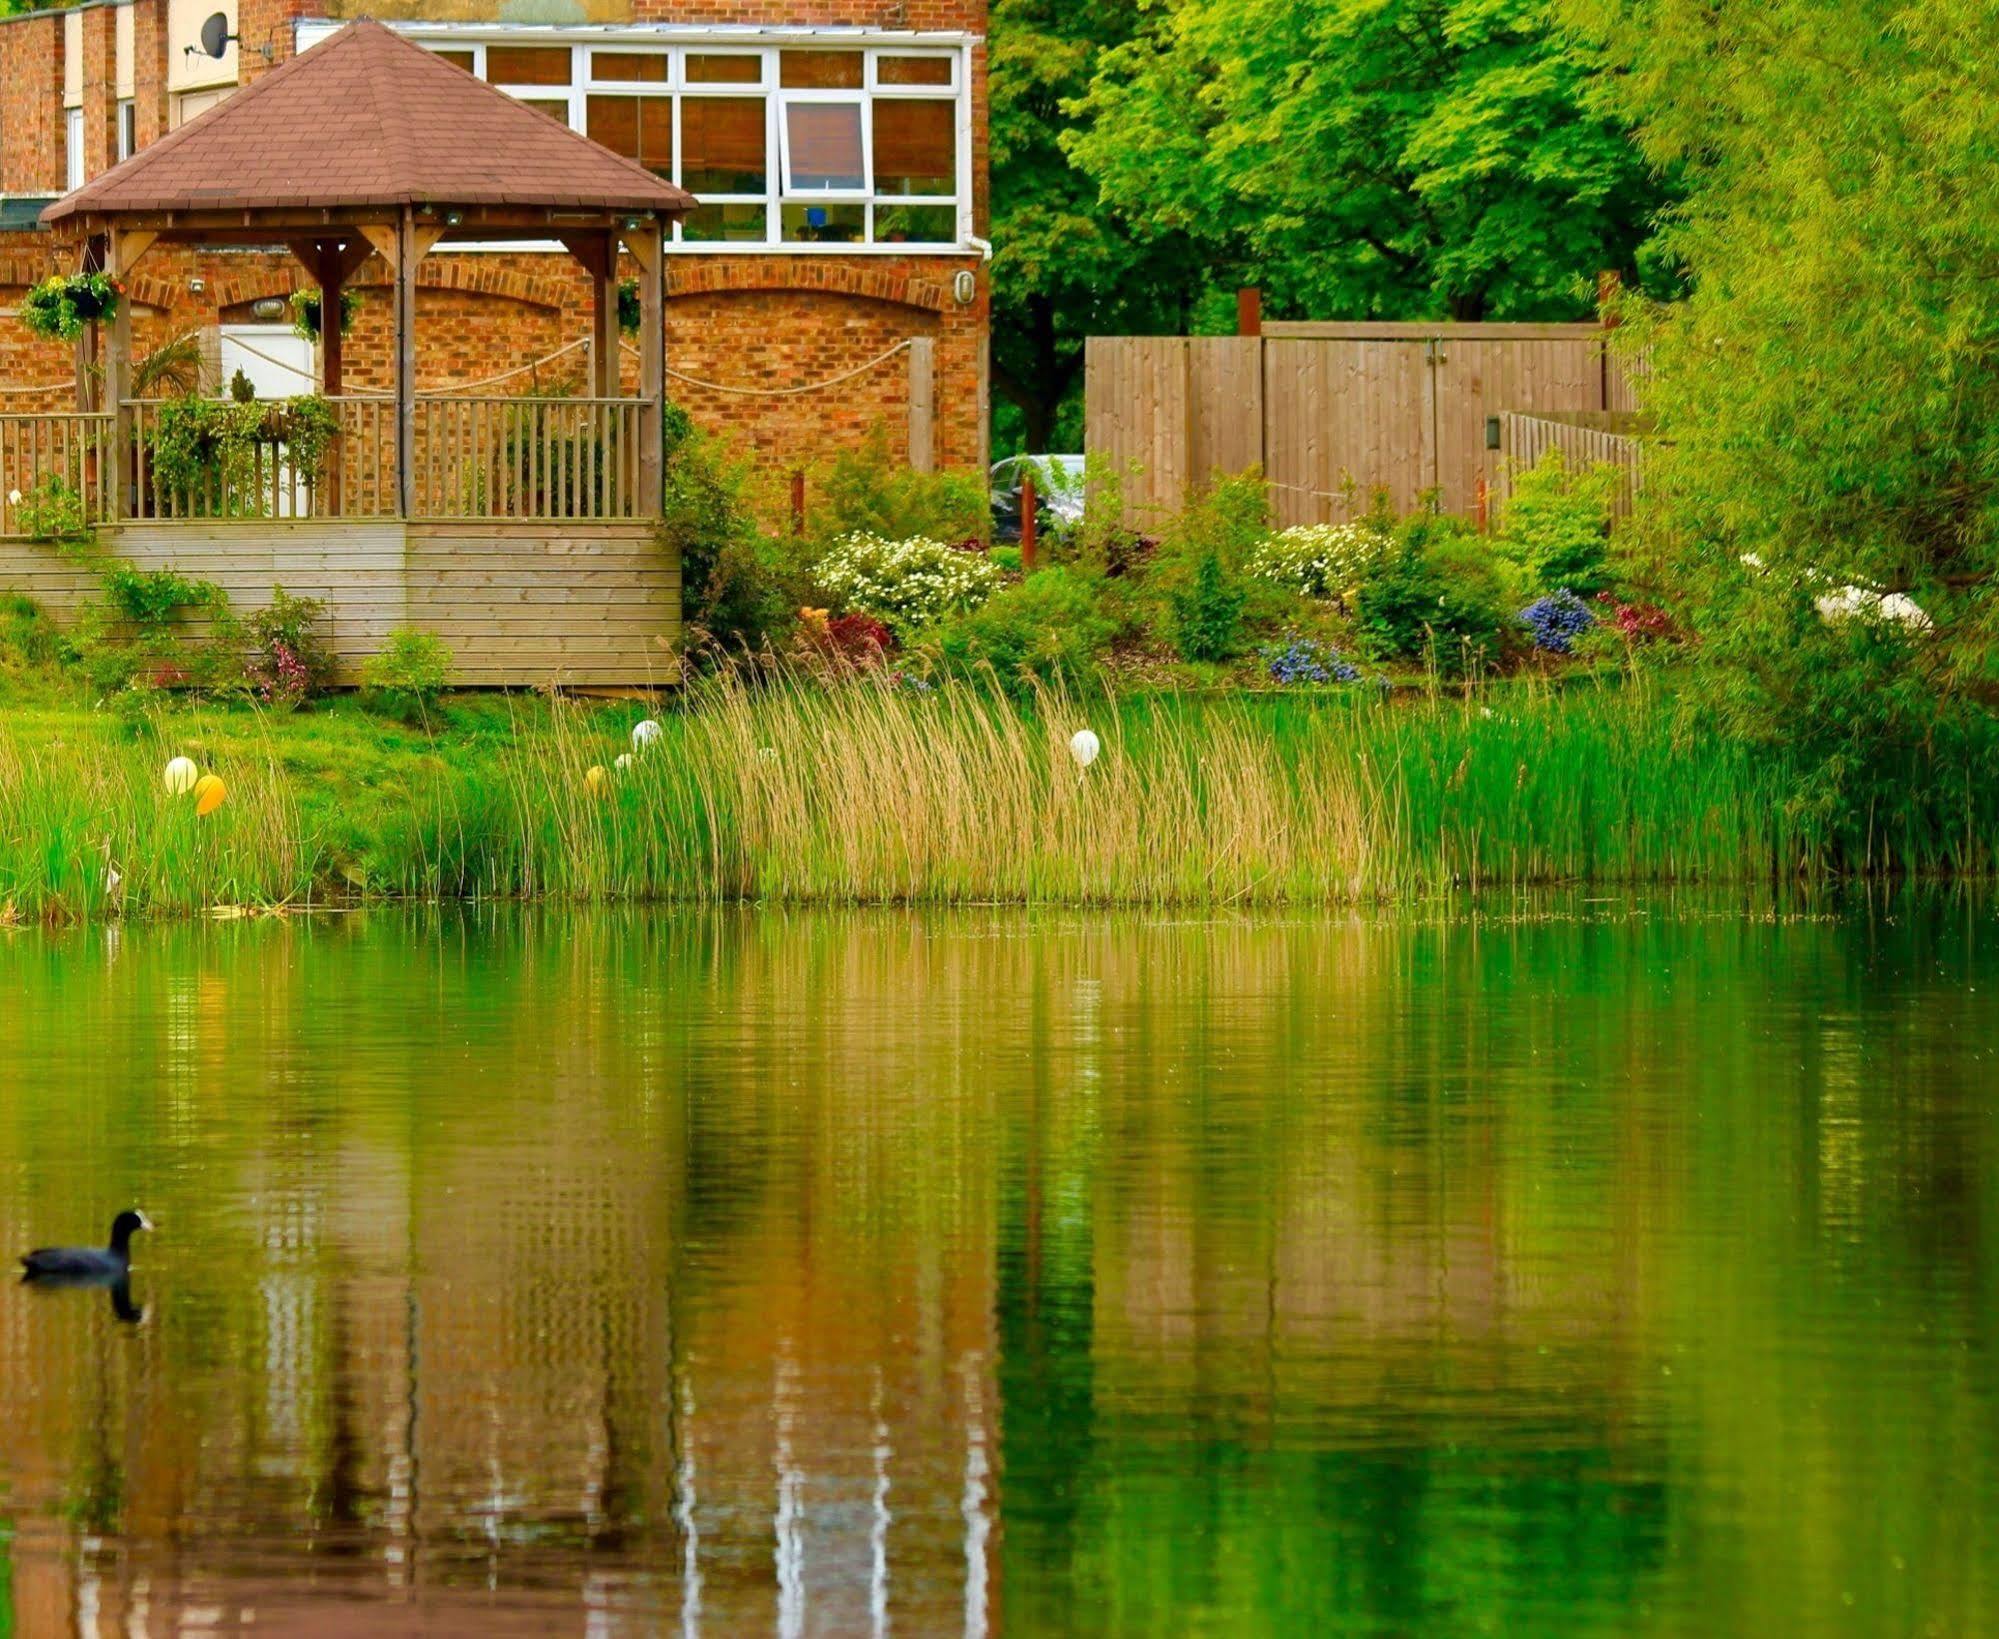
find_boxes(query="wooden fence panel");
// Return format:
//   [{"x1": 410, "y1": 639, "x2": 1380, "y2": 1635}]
[
  {"x1": 1087, "y1": 324, "x2": 1648, "y2": 528},
  {"x1": 1495, "y1": 411, "x2": 1648, "y2": 520}
]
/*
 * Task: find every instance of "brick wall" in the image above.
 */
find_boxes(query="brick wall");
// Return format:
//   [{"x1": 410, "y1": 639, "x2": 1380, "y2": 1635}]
[{"x1": 1, "y1": 13, "x2": 65, "y2": 196}]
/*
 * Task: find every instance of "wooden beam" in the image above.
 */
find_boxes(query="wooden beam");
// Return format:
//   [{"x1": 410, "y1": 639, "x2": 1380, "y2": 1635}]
[
  {"x1": 628, "y1": 224, "x2": 664, "y2": 514},
  {"x1": 394, "y1": 208, "x2": 417, "y2": 519},
  {"x1": 907, "y1": 336, "x2": 935, "y2": 473},
  {"x1": 104, "y1": 228, "x2": 149, "y2": 518},
  {"x1": 358, "y1": 222, "x2": 401, "y2": 275}
]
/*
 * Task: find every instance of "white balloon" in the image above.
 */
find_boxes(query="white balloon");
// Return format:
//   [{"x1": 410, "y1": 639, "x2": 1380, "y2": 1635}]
[
  {"x1": 631, "y1": 718, "x2": 663, "y2": 750},
  {"x1": 615, "y1": 752, "x2": 634, "y2": 772},
  {"x1": 1069, "y1": 729, "x2": 1101, "y2": 770},
  {"x1": 163, "y1": 756, "x2": 199, "y2": 795}
]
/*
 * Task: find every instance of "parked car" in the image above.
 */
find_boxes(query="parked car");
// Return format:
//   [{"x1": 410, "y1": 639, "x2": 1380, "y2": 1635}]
[{"x1": 990, "y1": 454, "x2": 1085, "y2": 544}]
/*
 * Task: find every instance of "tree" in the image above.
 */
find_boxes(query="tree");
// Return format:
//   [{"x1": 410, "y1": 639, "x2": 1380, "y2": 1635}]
[
  {"x1": 989, "y1": 0, "x2": 1231, "y2": 454},
  {"x1": 1064, "y1": 0, "x2": 1670, "y2": 323},
  {"x1": 1566, "y1": 0, "x2": 1999, "y2": 854}
]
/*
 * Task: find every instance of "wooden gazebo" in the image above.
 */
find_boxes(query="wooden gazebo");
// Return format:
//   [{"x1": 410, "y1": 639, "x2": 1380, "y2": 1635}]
[
  {"x1": 2, "y1": 20, "x2": 698, "y2": 684},
  {"x1": 42, "y1": 19, "x2": 693, "y2": 521}
]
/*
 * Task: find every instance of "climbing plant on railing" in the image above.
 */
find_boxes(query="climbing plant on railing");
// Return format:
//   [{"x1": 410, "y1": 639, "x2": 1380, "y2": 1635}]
[
  {"x1": 143, "y1": 393, "x2": 342, "y2": 511},
  {"x1": 20, "y1": 272, "x2": 123, "y2": 341}
]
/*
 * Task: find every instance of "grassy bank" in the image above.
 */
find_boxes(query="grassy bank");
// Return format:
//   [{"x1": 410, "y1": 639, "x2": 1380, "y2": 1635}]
[{"x1": 0, "y1": 670, "x2": 1989, "y2": 922}]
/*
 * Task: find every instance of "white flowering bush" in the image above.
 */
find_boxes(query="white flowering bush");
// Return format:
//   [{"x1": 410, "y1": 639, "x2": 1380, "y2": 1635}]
[
  {"x1": 1247, "y1": 522, "x2": 1393, "y2": 601},
  {"x1": 815, "y1": 531, "x2": 1002, "y2": 635}
]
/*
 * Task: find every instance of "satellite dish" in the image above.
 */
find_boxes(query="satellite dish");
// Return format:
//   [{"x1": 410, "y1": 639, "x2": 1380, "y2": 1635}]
[{"x1": 197, "y1": 12, "x2": 232, "y2": 59}]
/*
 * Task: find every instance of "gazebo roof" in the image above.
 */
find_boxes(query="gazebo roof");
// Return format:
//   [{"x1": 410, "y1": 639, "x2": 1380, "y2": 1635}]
[{"x1": 42, "y1": 20, "x2": 695, "y2": 226}]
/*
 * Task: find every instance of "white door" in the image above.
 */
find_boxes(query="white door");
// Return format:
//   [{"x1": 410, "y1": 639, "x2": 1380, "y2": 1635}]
[
  {"x1": 219, "y1": 325, "x2": 315, "y2": 400},
  {"x1": 218, "y1": 326, "x2": 318, "y2": 515}
]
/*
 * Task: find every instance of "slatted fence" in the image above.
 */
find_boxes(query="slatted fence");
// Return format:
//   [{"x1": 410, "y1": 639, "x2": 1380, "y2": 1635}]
[
  {"x1": 1086, "y1": 323, "x2": 1648, "y2": 527},
  {"x1": 1495, "y1": 410, "x2": 1650, "y2": 521}
]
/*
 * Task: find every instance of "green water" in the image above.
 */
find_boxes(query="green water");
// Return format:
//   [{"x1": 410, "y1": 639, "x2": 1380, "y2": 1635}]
[{"x1": 0, "y1": 899, "x2": 1993, "y2": 1636}]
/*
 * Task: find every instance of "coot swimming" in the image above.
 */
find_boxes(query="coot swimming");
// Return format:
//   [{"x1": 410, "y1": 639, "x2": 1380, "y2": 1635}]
[{"x1": 20, "y1": 1210, "x2": 152, "y2": 1281}]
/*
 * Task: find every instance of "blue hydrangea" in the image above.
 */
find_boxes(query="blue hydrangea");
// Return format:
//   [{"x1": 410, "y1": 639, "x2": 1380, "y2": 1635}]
[
  {"x1": 1519, "y1": 589, "x2": 1597, "y2": 654},
  {"x1": 1263, "y1": 637, "x2": 1361, "y2": 685}
]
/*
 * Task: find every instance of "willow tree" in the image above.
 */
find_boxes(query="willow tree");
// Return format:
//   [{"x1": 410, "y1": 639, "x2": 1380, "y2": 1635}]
[{"x1": 1569, "y1": 0, "x2": 1999, "y2": 861}]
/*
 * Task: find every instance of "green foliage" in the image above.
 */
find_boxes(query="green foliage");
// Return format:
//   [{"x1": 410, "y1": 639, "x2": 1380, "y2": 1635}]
[
  {"x1": 229, "y1": 368, "x2": 256, "y2": 404},
  {"x1": 13, "y1": 473, "x2": 93, "y2": 547},
  {"x1": 20, "y1": 272, "x2": 121, "y2": 341},
  {"x1": 616, "y1": 277, "x2": 642, "y2": 336},
  {"x1": 988, "y1": 0, "x2": 1222, "y2": 450},
  {"x1": 932, "y1": 567, "x2": 1115, "y2": 693},
  {"x1": 1170, "y1": 551, "x2": 1247, "y2": 663},
  {"x1": 1497, "y1": 447, "x2": 1617, "y2": 596},
  {"x1": 133, "y1": 333, "x2": 206, "y2": 399},
  {"x1": 989, "y1": 545, "x2": 1024, "y2": 574},
  {"x1": 245, "y1": 588, "x2": 334, "y2": 707},
  {"x1": 362, "y1": 628, "x2": 455, "y2": 724},
  {"x1": 815, "y1": 426, "x2": 989, "y2": 545},
  {"x1": 1355, "y1": 525, "x2": 1516, "y2": 675},
  {"x1": 1247, "y1": 520, "x2": 1394, "y2": 602},
  {"x1": 101, "y1": 564, "x2": 226, "y2": 632},
  {"x1": 658, "y1": 426, "x2": 805, "y2": 657},
  {"x1": 1066, "y1": 0, "x2": 1672, "y2": 325},
  {"x1": 1562, "y1": 0, "x2": 1999, "y2": 843},
  {"x1": 290, "y1": 289, "x2": 359, "y2": 340},
  {"x1": 144, "y1": 393, "x2": 341, "y2": 511},
  {"x1": 0, "y1": 593, "x2": 70, "y2": 674}
]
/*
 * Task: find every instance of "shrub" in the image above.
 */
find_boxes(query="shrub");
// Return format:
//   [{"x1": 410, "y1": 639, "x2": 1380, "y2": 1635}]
[
  {"x1": 362, "y1": 628, "x2": 454, "y2": 723},
  {"x1": 931, "y1": 567, "x2": 1114, "y2": 694},
  {"x1": 816, "y1": 425, "x2": 988, "y2": 545},
  {"x1": 1169, "y1": 550, "x2": 1247, "y2": 663},
  {"x1": 102, "y1": 564, "x2": 225, "y2": 632},
  {"x1": 1518, "y1": 589, "x2": 1596, "y2": 654},
  {"x1": 1354, "y1": 529, "x2": 1515, "y2": 675},
  {"x1": 12, "y1": 474, "x2": 93, "y2": 547},
  {"x1": 989, "y1": 545, "x2": 1024, "y2": 574},
  {"x1": 1497, "y1": 448, "x2": 1618, "y2": 597},
  {"x1": 1261, "y1": 636, "x2": 1361, "y2": 685},
  {"x1": 803, "y1": 611, "x2": 893, "y2": 668},
  {"x1": 0, "y1": 593, "x2": 69, "y2": 673},
  {"x1": 1247, "y1": 521, "x2": 1393, "y2": 602},
  {"x1": 244, "y1": 587, "x2": 334, "y2": 708},
  {"x1": 658, "y1": 426, "x2": 805, "y2": 657},
  {"x1": 814, "y1": 531, "x2": 1001, "y2": 636}
]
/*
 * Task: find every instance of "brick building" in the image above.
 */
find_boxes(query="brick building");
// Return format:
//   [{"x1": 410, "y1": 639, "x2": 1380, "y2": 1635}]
[{"x1": 0, "y1": 0, "x2": 989, "y2": 476}]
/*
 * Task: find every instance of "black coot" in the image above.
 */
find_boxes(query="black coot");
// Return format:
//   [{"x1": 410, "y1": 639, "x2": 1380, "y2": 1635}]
[{"x1": 20, "y1": 1209, "x2": 152, "y2": 1281}]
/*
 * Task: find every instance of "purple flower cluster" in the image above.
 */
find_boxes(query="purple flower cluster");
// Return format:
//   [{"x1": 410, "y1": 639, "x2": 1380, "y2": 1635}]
[
  {"x1": 1263, "y1": 637, "x2": 1361, "y2": 685},
  {"x1": 255, "y1": 640, "x2": 311, "y2": 709},
  {"x1": 1519, "y1": 590, "x2": 1596, "y2": 654}
]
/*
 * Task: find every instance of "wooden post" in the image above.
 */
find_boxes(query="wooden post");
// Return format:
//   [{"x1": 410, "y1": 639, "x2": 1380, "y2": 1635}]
[
  {"x1": 316, "y1": 244, "x2": 346, "y2": 515},
  {"x1": 906, "y1": 335, "x2": 935, "y2": 472},
  {"x1": 790, "y1": 469, "x2": 806, "y2": 536},
  {"x1": 1019, "y1": 470, "x2": 1037, "y2": 571},
  {"x1": 627, "y1": 220, "x2": 665, "y2": 515},
  {"x1": 1236, "y1": 286, "x2": 1262, "y2": 338},
  {"x1": 103, "y1": 229, "x2": 153, "y2": 519},
  {"x1": 394, "y1": 212, "x2": 417, "y2": 517}
]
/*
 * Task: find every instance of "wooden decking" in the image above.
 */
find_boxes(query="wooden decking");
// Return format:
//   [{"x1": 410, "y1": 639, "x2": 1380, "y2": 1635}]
[{"x1": 0, "y1": 518, "x2": 681, "y2": 686}]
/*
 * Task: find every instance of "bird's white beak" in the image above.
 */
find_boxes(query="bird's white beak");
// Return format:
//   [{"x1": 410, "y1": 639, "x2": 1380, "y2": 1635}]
[{"x1": 137, "y1": 1212, "x2": 154, "y2": 1232}]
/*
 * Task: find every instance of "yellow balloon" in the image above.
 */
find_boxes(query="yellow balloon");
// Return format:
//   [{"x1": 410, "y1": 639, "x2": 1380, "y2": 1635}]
[
  {"x1": 585, "y1": 764, "x2": 609, "y2": 794},
  {"x1": 193, "y1": 773, "x2": 226, "y2": 816}
]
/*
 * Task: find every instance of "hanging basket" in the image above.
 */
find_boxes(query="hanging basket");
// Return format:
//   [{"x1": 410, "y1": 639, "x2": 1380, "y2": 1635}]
[
  {"x1": 21, "y1": 272, "x2": 123, "y2": 341},
  {"x1": 290, "y1": 289, "x2": 360, "y2": 341}
]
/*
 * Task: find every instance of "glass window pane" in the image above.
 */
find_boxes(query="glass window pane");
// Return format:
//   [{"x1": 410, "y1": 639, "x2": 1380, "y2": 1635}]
[
  {"x1": 781, "y1": 201, "x2": 864, "y2": 243},
  {"x1": 519, "y1": 98, "x2": 570, "y2": 124},
  {"x1": 430, "y1": 49, "x2": 475, "y2": 73},
  {"x1": 681, "y1": 97, "x2": 767, "y2": 193},
  {"x1": 591, "y1": 51, "x2": 666, "y2": 82},
  {"x1": 683, "y1": 202, "x2": 768, "y2": 242},
  {"x1": 781, "y1": 50, "x2": 862, "y2": 89},
  {"x1": 487, "y1": 45, "x2": 570, "y2": 86},
  {"x1": 588, "y1": 95, "x2": 672, "y2": 177},
  {"x1": 785, "y1": 102, "x2": 863, "y2": 191},
  {"x1": 876, "y1": 55, "x2": 952, "y2": 87},
  {"x1": 687, "y1": 54, "x2": 762, "y2": 85},
  {"x1": 872, "y1": 100, "x2": 954, "y2": 196},
  {"x1": 873, "y1": 203, "x2": 956, "y2": 243}
]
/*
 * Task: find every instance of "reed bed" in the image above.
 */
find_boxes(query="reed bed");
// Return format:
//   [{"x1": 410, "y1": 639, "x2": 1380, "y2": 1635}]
[{"x1": 0, "y1": 670, "x2": 1936, "y2": 922}]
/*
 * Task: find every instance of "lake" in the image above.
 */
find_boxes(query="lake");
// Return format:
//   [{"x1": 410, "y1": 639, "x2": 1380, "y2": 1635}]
[{"x1": 0, "y1": 897, "x2": 1993, "y2": 1636}]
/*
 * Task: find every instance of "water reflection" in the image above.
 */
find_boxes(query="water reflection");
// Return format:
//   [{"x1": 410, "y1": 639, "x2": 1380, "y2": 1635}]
[{"x1": 0, "y1": 898, "x2": 1991, "y2": 1635}]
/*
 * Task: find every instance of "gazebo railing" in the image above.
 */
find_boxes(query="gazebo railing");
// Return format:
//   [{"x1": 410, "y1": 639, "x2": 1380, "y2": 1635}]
[
  {"x1": 70, "y1": 396, "x2": 652, "y2": 524},
  {"x1": 0, "y1": 412, "x2": 116, "y2": 533}
]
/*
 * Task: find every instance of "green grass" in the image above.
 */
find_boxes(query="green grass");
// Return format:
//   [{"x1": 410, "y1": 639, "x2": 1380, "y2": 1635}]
[{"x1": 0, "y1": 664, "x2": 1985, "y2": 922}]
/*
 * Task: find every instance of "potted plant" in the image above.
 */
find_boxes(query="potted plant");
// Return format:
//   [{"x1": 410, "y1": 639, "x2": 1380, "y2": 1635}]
[
  {"x1": 20, "y1": 271, "x2": 123, "y2": 341},
  {"x1": 290, "y1": 289, "x2": 360, "y2": 340}
]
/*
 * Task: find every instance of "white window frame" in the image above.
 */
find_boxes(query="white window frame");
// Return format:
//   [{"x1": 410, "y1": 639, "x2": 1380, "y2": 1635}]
[
  {"x1": 117, "y1": 99, "x2": 136, "y2": 163},
  {"x1": 65, "y1": 107, "x2": 85, "y2": 189},
  {"x1": 298, "y1": 22, "x2": 978, "y2": 255}
]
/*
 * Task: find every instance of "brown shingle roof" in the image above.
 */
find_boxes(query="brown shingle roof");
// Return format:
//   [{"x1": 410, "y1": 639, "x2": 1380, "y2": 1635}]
[{"x1": 43, "y1": 20, "x2": 694, "y2": 225}]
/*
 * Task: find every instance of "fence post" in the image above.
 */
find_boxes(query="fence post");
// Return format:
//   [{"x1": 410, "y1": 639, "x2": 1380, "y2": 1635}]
[
  {"x1": 1020, "y1": 470, "x2": 1037, "y2": 572},
  {"x1": 906, "y1": 336, "x2": 935, "y2": 473},
  {"x1": 1236, "y1": 287, "x2": 1261, "y2": 338}
]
